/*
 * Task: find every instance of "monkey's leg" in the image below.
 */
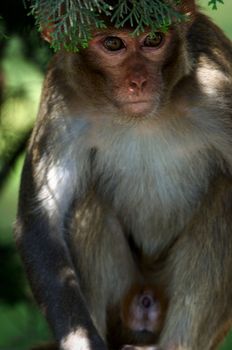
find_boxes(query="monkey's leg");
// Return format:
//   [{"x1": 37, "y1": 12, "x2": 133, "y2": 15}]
[
  {"x1": 159, "y1": 178, "x2": 232, "y2": 350},
  {"x1": 68, "y1": 194, "x2": 139, "y2": 343}
]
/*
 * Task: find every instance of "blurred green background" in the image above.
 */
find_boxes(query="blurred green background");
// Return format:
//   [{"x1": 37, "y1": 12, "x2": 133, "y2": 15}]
[{"x1": 0, "y1": 1, "x2": 232, "y2": 349}]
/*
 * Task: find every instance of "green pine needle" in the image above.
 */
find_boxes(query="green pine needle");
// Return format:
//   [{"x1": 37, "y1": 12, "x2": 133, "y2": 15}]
[
  {"x1": 25, "y1": 0, "x2": 225, "y2": 51},
  {"x1": 208, "y1": 0, "x2": 224, "y2": 10}
]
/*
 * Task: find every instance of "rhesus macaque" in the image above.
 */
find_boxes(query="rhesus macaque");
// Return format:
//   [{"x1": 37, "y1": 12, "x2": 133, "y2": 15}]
[
  {"x1": 15, "y1": 0, "x2": 232, "y2": 349},
  {"x1": 114, "y1": 284, "x2": 167, "y2": 350},
  {"x1": 120, "y1": 285, "x2": 167, "y2": 335}
]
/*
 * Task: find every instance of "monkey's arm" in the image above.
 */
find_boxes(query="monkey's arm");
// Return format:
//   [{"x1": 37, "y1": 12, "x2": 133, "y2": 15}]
[
  {"x1": 14, "y1": 124, "x2": 106, "y2": 350},
  {"x1": 159, "y1": 176, "x2": 232, "y2": 350}
]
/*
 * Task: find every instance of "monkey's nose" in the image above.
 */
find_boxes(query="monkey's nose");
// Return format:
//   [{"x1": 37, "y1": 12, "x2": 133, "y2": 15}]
[{"x1": 129, "y1": 78, "x2": 147, "y2": 93}]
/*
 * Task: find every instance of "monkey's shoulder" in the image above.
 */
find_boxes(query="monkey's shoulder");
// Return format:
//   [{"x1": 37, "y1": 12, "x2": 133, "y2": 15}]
[{"x1": 189, "y1": 13, "x2": 232, "y2": 75}]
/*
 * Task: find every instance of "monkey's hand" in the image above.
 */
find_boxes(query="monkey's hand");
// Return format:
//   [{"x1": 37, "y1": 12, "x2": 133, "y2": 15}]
[{"x1": 60, "y1": 332, "x2": 107, "y2": 350}]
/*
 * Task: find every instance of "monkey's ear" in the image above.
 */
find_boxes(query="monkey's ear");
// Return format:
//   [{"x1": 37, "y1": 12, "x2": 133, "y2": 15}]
[
  {"x1": 176, "y1": 0, "x2": 196, "y2": 29},
  {"x1": 41, "y1": 24, "x2": 54, "y2": 43},
  {"x1": 179, "y1": 0, "x2": 196, "y2": 16},
  {"x1": 41, "y1": 3, "x2": 65, "y2": 43}
]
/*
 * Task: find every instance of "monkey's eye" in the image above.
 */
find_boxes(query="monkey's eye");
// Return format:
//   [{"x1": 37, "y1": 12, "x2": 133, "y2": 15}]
[
  {"x1": 103, "y1": 36, "x2": 125, "y2": 51},
  {"x1": 143, "y1": 33, "x2": 164, "y2": 48}
]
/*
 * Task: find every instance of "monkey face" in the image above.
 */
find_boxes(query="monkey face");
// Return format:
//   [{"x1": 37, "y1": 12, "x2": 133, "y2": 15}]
[{"x1": 77, "y1": 27, "x2": 189, "y2": 119}]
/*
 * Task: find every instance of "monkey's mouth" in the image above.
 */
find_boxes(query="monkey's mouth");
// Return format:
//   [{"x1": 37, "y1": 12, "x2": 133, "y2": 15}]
[{"x1": 120, "y1": 100, "x2": 155, "y2": 116}]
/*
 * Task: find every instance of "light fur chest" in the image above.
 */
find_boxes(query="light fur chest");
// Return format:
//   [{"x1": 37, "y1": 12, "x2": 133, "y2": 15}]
[{"x1": 93, "y1": 123, "x2": 212, "y2": 245}]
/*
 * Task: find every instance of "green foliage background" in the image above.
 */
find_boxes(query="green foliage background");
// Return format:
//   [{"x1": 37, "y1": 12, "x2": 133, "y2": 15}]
[{"x1": 0, "y1": 1, "x2": 232, "y2": 349}]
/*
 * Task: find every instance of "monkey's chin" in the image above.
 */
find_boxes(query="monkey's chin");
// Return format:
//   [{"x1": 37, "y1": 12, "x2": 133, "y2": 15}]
[{"x1": 120, "y1": 101, "x2": 156, "y2": 118}]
